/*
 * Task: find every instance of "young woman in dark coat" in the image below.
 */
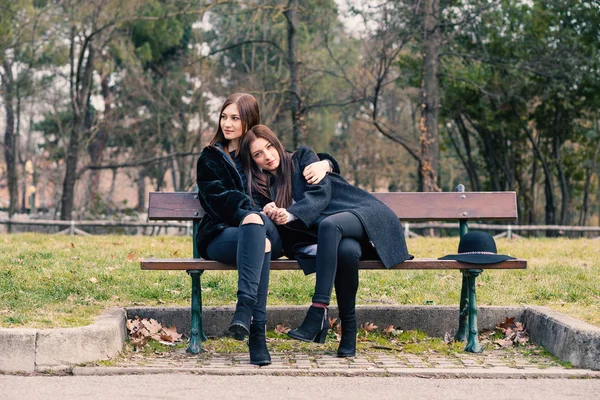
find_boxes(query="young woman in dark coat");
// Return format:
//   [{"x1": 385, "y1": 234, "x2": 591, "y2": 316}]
[
  {"x1": 240, "y1": 125, "x2": 413, "y2": 357},
  {"x1": 196, "y1": 93, "x2": 336, "y2": 365}
]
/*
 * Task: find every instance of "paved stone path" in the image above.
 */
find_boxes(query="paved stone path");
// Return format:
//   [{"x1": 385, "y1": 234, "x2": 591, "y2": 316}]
[{"x1": 74, "y1": 348, "x2": 600, "y2": 378}]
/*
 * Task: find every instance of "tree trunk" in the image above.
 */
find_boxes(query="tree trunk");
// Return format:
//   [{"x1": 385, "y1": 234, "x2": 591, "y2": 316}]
[
  {"x1": 420, "y1": 0, "x2": 441, "y2": 192},
  {"x1": 453, "y1": 115, "x2": 482, "y2": 191},
  {"x1": 528, "y1": 135, "x2": 539, "y2": 225},
  {"x1": 552, "y1": 105, "x2": 570, "y2": 227},
  {"x1": 60, "y1": 39, "x2": 95, "y2": 220},
  {"x1": 512, "y1": 102, "x2": 556, "y2": 233},
  {"x1": 579, "y1": 116, "x2": 600, "y2": 226},
  {"x1": 2, "y1": 60, "x2": 18, "y2": 221},
  {"x1": 284, "y1": 0, "x2": 302, "y2": 148},
  {"x1": 87, "y1": 74, "x2": 111, "y2": 203},
  {"x1": 137, "y1": 169, "x2": 146, "y2": 211}
]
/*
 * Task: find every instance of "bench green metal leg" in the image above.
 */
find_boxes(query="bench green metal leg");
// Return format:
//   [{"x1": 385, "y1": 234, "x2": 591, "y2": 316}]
[
  {"x1": 187, "y1": 270, "x2": 206, "y2": 354},
  {"x1": 455, "y1": 271, "x2": 469, "y2": 342},
  {"x1": 455, "y1": 216, "x2": 469, "y2": 342},
  {"x1": 464, "y1": 269, "x2": 483, "y2": 353}
]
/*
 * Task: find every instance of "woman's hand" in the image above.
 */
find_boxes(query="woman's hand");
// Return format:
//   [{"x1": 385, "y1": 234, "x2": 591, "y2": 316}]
[
  {"x1": 262, "y1": 202, "x2": 288, "y2": 225},
  {"x1": 262, "y1": 202, "x2": 278, "y2": 219},
  {"x1": 303, "y1": 160, "x2": 331, "y2": 185}
]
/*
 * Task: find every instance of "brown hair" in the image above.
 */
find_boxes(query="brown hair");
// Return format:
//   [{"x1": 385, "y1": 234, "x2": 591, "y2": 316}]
[
  {"x1": 209, "y1": 93, "x2": 260, "y2": 155},
  {"x1": 240, "y1": 125, "x2": 294, "y2": 208}
]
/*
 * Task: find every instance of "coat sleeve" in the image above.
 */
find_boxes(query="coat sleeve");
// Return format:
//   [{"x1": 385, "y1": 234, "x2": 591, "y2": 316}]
[
  {"x1": 316, "y1": 152, "x2": 341, "y2": 174},
  {"x1": 286, "y1": 147, "x2": 332, "y2": 227},
  {"x1": 196, "y1": 150, "x2": 261, "y2": 227}
]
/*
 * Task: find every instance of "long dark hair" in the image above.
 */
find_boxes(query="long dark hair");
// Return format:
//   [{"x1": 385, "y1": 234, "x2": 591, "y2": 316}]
[
  {"x1": 209, "y1": 93, "x2": 260, "y2": 155},
  {"x1": 240, "y1": 125, "x2": 294, "y2": 208}
]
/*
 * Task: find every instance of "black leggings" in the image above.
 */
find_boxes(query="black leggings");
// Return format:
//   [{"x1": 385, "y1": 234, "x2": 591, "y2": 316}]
[{"x1": 313, "y1": 212, "x2": 370, "y2": 306}]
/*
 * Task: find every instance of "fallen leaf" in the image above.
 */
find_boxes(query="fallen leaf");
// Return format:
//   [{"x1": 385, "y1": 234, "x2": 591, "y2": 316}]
[
  {"x1": 443, "y1": 331, "x2": 453, "y2": 344},
  {"x1": 126, "y1": 318, "x2": 139, "y2": 333},
  {"x1": 70, "y1": 243, "x2": 75, "y2": 248},
  {"x1": 130, "y1": 336, "x2": 148, "y2": 348},
  {"x1": 494, "y1": 339, "x2": 513, "y2": 348},
  {"x1": 274, "y1": 324, "x2": 290, "y2": 334},
  {"x1": 127, "y1": 252, "x2": 136, "y2": 261},
  {"x1": 142, "y1": 318, "x2": 162, "y2": 335},
  {"x1": 162, "y1": 326, "x2": 183, "y2": 342},
  {"x1": 67, "y1": 294, "x2": 75, "y2": 302},
  {"x1": 497, "y1": 317, "x2": 516, "y2": 330},
  {"x1": 172, "y1": 249, "x2": 180, "y2": 257},
  {"x1": 328, "y1": 317, "x2": 338, "y2": 329},
  {"x1": 360, "y1": 322, "x2": 378, "y2": 332},
  {"x1": 89, "y1": 277, "x2": 98, "y2": 284},
  {"x1": 383, "y1": 325, "x2": 402, "y2": 336}
]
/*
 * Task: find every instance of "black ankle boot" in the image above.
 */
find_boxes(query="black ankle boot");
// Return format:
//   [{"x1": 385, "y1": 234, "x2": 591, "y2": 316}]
[
  {"x1": 337, "y1": 316, "x2": 357, "y2": 358},
  {"x1": 228, "y1": 296, "x2": 255, "y2": 340},
  {"x1": 288, "y1": 306, "x2": 329, "y2": 343},
  {"x1": 248, "y1": 322, "x2": 271, "y2": 366}
]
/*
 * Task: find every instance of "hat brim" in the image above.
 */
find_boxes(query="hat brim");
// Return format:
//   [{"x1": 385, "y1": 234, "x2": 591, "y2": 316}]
[{"x1": 438, "y1": 254, "x2": 516, "y2": 264}]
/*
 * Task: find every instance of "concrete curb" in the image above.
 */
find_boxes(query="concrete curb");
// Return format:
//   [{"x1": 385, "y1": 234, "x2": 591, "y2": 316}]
[
  {"x1": 71, "y1": 366, "x2": 600, "y2": 379},
  {"x1": 1, "y1": 305, "x2": 599, "y2": 374},
  {"x1": 0, "y1": 308, "x2": 127, "y2": 374},
  {"x1": 524, "y1": 306, "x2": 600, "y2": 370}
]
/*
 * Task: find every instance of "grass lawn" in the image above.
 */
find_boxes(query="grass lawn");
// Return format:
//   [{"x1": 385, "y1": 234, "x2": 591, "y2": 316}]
[{"x1": 0, "y1": 233, "x2": 598, "y2": 329}]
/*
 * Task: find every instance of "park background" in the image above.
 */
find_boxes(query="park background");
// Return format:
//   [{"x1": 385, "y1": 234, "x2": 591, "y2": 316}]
[
  {"x1": 1, "y1": 0, "x2": 599, "y2": 233},
  {"x1": 0, "y1": 1, "x2": 599, "y2": 347}
]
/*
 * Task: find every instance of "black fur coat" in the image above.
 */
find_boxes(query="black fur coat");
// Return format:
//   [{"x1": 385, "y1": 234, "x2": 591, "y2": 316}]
[{"x1": 195, "y1": 144, "x2": 340, "y2": 259}]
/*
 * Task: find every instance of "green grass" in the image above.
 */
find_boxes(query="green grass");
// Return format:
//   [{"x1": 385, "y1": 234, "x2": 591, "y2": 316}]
[{"x1": 0, "y1": 233, "x2": 598, "y2": 329}]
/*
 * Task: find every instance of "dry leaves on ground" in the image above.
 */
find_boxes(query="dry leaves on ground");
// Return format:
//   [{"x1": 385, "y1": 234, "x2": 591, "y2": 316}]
[
  {"x1": 480, "y1": 317, "x2": 530, "y2": 348},
  {"x1": 126, "y1": 317, "x2": 183, "y2": 348}
]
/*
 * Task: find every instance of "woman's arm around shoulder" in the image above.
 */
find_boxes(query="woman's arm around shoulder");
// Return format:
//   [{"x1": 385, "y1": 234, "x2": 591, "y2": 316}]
[
  {"x1": 286, "y1": 146, "x2": 332, "y2": 227},
  {"x1": 196, "y1": 147, "x2": 260, "y2": 226}
]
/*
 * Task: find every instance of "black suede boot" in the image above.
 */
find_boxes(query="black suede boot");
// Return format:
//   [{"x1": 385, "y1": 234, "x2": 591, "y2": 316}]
[
  {"x1": 228, "y1": 295, "x2": 255, "y2": 340},
  {"x1": 337, "y1": 313, "x2": 357, "y2": 358},
  {"x1": 288, "y1": 306, "x2": 329, "y2": 343},
  {"x1": 248, "y1": 322, "x2": 271, "y2": 366}
]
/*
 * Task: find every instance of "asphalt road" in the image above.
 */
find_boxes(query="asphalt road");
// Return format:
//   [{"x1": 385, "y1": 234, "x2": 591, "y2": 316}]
[{"x1": 1, "y1": 375, "x2": 599, "y2": 399}]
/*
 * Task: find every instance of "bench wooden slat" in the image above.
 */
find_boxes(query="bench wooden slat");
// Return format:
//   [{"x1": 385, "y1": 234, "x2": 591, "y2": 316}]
[
  {"x1": 147, "y1": 191, "x2": 518, "y2": 221},
  {"x1": 141, "y1": 258, "x2": 527, "y2": 271}
]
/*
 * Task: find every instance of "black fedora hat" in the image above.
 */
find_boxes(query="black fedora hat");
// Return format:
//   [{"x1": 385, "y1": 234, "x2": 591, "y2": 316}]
[{"x1": 438, "y1": 231, "x2": 516, "y2": 264}]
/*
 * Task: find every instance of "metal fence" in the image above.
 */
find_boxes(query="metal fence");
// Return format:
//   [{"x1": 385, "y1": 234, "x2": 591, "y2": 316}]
[{"x1": 1, "y1": 219, "x2": 599, "y2": 238}]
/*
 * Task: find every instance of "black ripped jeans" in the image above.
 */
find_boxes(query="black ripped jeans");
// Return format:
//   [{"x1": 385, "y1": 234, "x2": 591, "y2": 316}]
[{"x1": 206, "y1": 213, "x2": 283, "y2": 325}]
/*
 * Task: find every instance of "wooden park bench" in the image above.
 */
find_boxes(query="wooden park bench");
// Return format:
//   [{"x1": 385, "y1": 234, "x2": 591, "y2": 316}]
[{"x1": 141, "y1": 186, "x2": 527, "y2": 354}]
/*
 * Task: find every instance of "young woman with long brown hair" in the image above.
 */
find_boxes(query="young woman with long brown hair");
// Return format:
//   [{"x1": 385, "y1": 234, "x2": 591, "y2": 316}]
[
  {"x1": 240, "y1": 125, "x2": 412, "y2": 357},
  {"x1": 196, "y1": 94, "x2": 336, "y2": 365}
]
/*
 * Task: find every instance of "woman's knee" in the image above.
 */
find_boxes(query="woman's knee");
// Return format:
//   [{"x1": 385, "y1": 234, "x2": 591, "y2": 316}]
[
  {"x1": 241, "y1": 212, "x2": 264, "y2": 226},
  {"x1": 318, "y1": 216, "x2": 340, "y2": 237},
  {"x1": 265, "y1": 238, "x2": 271, "y2": 253},
  {"x1": 338, "y1": 238, "x2": 361, "y2": 268}
]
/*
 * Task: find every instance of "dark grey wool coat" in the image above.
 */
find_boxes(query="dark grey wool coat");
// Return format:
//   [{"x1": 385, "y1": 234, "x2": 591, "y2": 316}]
[
  {"x1": 283, "y1": 147, "x2": 413, "y2": 270},
  {"x1": 195, "y1": 143, "x2": 340, "y2": 259}
]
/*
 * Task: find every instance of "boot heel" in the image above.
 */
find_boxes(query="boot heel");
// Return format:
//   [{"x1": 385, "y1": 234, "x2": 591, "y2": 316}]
[{"x1": 313, "y1": 326, "x2": 329, "y2": 344}]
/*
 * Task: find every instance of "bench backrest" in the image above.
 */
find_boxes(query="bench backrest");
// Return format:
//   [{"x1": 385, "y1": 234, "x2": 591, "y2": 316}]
[{"x1": 148, "y1": 191, "x2": 518, "y2": 222}]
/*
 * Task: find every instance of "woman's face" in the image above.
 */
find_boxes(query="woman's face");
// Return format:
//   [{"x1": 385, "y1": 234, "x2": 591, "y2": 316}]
[
  {"x1": 250, "y1": 138, "x2": 280, "y2": 172},
  {"x1": 220, "y1": 103, "x2": 243, "y2": 141}
]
